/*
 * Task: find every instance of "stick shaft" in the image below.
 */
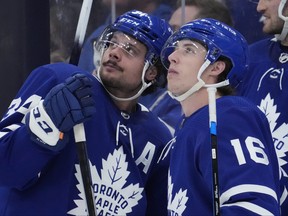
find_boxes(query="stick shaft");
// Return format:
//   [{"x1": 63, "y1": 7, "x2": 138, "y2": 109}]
[
  {"x1": 208, "y1": 87, "x2": 221, "y2": 216},
  {"x1": 70, "y1": 0, "x2": 96, "y2": 214},
  {"x1": 73, "y1": 124, "x2": 97, "y2": 216},
  {"x1": 76, "y1": 141, "x2": 96, "y2": 215}
]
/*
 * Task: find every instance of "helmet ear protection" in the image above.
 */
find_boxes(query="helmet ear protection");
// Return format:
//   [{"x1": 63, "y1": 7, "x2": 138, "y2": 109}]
[{"x1": 161, "y1": 18, "x2": 249, "y2": 88}]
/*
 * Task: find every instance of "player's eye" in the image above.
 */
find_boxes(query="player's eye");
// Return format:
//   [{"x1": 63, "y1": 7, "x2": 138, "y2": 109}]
[
  {"x1": 184, "y1": 47, "x2": 197, "y2": 54},
  {"x1": 121, "y1": 43, "x2": 138, "y2": 55}
]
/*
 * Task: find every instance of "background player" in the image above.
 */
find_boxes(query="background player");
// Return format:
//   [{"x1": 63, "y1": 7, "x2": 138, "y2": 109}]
[{"x1": 234, "y1": 0, "x2": 288, "y2": 214}]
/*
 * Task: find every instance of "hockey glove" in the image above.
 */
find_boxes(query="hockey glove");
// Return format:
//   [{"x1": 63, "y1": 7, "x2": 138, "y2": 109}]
[{"x1": 26, "y1": 74, "x2": 96, "y2": 150}]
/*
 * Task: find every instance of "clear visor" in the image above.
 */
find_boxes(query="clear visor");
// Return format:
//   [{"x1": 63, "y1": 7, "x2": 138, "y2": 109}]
[
  {"x1": 94, "y1": 31, "x2": 145, "y2": 62},
  {"x1": 160, "y1": 39, "x2": 207, "y2": 69}
]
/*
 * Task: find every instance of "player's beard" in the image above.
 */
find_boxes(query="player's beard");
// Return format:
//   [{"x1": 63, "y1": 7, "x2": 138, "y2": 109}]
[
  {"x1": 263, "y1": 16, "x2": 285, "y2": 35},
  {"x1": 100, "y1": 59, "x2": 124, "y2": 89},
  {"x1": 100, "y1": 68, "x2": 143, "y2": 98}
]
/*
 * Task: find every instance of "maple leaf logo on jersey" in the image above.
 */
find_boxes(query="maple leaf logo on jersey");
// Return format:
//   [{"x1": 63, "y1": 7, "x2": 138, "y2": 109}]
[
  {"x1": 258, "y1": 93, "x2": 288, "y2": 200},
  {"x1": 68, "y1": 146, "x2": 144, "y2": 216},
  {"x1": 167, "y1": 170, "x2": 188, "y2": 215}
]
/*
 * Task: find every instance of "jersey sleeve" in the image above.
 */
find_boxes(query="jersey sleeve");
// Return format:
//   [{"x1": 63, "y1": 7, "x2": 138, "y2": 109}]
[
  {"x1": 217, "y1": 98, "x2": 281, "y2": 215},
  {"x1": 0, "y1": 63, "x2": 86, "y2": 190}
]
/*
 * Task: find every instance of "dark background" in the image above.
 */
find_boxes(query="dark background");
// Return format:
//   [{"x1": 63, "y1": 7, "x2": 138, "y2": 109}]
[
  {"x1": 0, "y1": 0, "x2": 50, "y2": 117},
  {"x1": 0, "y1": 0, "x2": 107, "y2": 117}
]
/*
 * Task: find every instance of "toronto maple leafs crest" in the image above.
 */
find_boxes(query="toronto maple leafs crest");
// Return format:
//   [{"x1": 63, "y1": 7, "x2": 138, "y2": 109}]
[
  {"x1": 258, "y1": 93, "x2": 288, "y2": 204},
  {"x1": 68, "y1": 146, "x2": 144, "y2": 216}
]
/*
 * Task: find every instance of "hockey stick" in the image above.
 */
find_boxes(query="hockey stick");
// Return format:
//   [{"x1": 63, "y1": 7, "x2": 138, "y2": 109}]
[
  {"x1": 69, "y1": 0, "x2": 93, "y2": 65},
  {"x1": 73, "y1": 123, "x2": 96, "y2": 216},
  {"x1": 207, "y1": 87, "x2": 221, "y2": 216},
  {"x1": 68, "y1": 0, "x2": 97, "y2": 215},
  {"x1": 111, "y1": 0, "x2": 116, "y2": 23},
  {"x1": 180, "y1": 0, "x2": 186, "y2": 26}
]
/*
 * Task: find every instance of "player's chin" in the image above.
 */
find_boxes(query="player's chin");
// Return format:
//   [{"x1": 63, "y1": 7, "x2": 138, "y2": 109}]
[
  {"x1": 167, "y1": 84, "x2": 180, "y2": 95},
  {"x1": 262, "y1": 23, "x2": 273, "y2": 34},
  {"x1": 263, "y1": 25, "x2": 280, "y2": 35}
]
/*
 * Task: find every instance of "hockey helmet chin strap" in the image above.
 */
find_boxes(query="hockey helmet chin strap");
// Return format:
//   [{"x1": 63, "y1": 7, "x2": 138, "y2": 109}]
[
  {"x1": 96, "y1": 61, "x2": 153, "y2": 101},
  {"x1": 275, "y1": 0, "x2": 288, "y2": 41},
  {"x1": 168, "y1": 59, "x2": 230, "y2": 102}
]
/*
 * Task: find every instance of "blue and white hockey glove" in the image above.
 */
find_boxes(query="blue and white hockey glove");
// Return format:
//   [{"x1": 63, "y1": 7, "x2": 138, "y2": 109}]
[{"x1": 26, "y1": 74, "x2": 96, "y2": 150}]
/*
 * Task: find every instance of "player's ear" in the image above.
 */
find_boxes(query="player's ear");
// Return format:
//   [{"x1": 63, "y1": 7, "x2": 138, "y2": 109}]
[
  {"x1": 210, "y1": 60, "x2": 226, "y2": 76},
  {"x1": 145, "y1": 65, "x2": 157, "y2": 81}
]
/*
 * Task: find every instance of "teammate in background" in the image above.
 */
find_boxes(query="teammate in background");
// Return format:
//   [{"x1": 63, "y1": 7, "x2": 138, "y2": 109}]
[
  {"x1": 139, "y1": 0, "x2": 233, "y2": 134},
  {"x1": 0, "y1": 10, "x2": 173, "y2": 215},
  {"x1": 78, "y1": 0, "x2": 174, "y2": 73},
  {"x1": 223, "y1": 0, "x2": 268, "y2": 44},
  {"x1": 235, "y1": 0, "x2": 288, "y2": 214},
  {"x1": 169, "y1": 0, "x2": 233, "y2": 31},
  {"x1": 159, "y1": 18, "x2": 281, "y2": 215}
]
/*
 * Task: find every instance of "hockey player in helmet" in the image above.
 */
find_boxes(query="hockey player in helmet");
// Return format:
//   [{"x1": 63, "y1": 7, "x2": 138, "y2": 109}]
[
  {"x1": 160, "y1": 18, "x2": 281, "y2": 215},
  {"x1": 236, "y1": 1, "x2": 288, "y2": 214},
  {"x1": 94, "y1": 9, "x2": 173, "y2": 101},
  {"x1": 0, "y1": 10, "x2": 173, "y2": 215}
]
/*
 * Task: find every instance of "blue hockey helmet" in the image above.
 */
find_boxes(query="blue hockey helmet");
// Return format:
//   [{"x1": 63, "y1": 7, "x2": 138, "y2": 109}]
[
  {"x1": 94, "y1": 10, "x2": 173, "y2": 101},
  {"x1": 97, "y1": 10, "x2": 173, "y2": 65},
  {"x1": 161, "y1": 18, "x2": 249, "y2": 88}
]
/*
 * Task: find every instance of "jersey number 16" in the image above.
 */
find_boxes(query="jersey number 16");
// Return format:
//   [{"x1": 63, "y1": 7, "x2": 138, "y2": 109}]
[{"x1": 230, "y1": 137, "x2": 269, "y2": 166}]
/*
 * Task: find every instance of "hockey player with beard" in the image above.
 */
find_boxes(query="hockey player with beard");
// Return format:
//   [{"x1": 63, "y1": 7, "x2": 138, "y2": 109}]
[
  {"x1": 235, "y1": 0, "x2": 288, "y2": 214},
  {"x1": 159, "y1": 18, "x2": 281, "y2": 215},
  {"x1": 0, "y1": 10, "x2": 173, "y2": 215}
]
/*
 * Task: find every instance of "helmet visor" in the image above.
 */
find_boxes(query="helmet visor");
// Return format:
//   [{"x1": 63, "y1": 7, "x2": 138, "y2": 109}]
[
  {"x1": 94, "y1": 30, "x2": 146, "y2": 66},
  {"x1": 161, "y1": 38, "x2": 207, "y2": 69}
]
